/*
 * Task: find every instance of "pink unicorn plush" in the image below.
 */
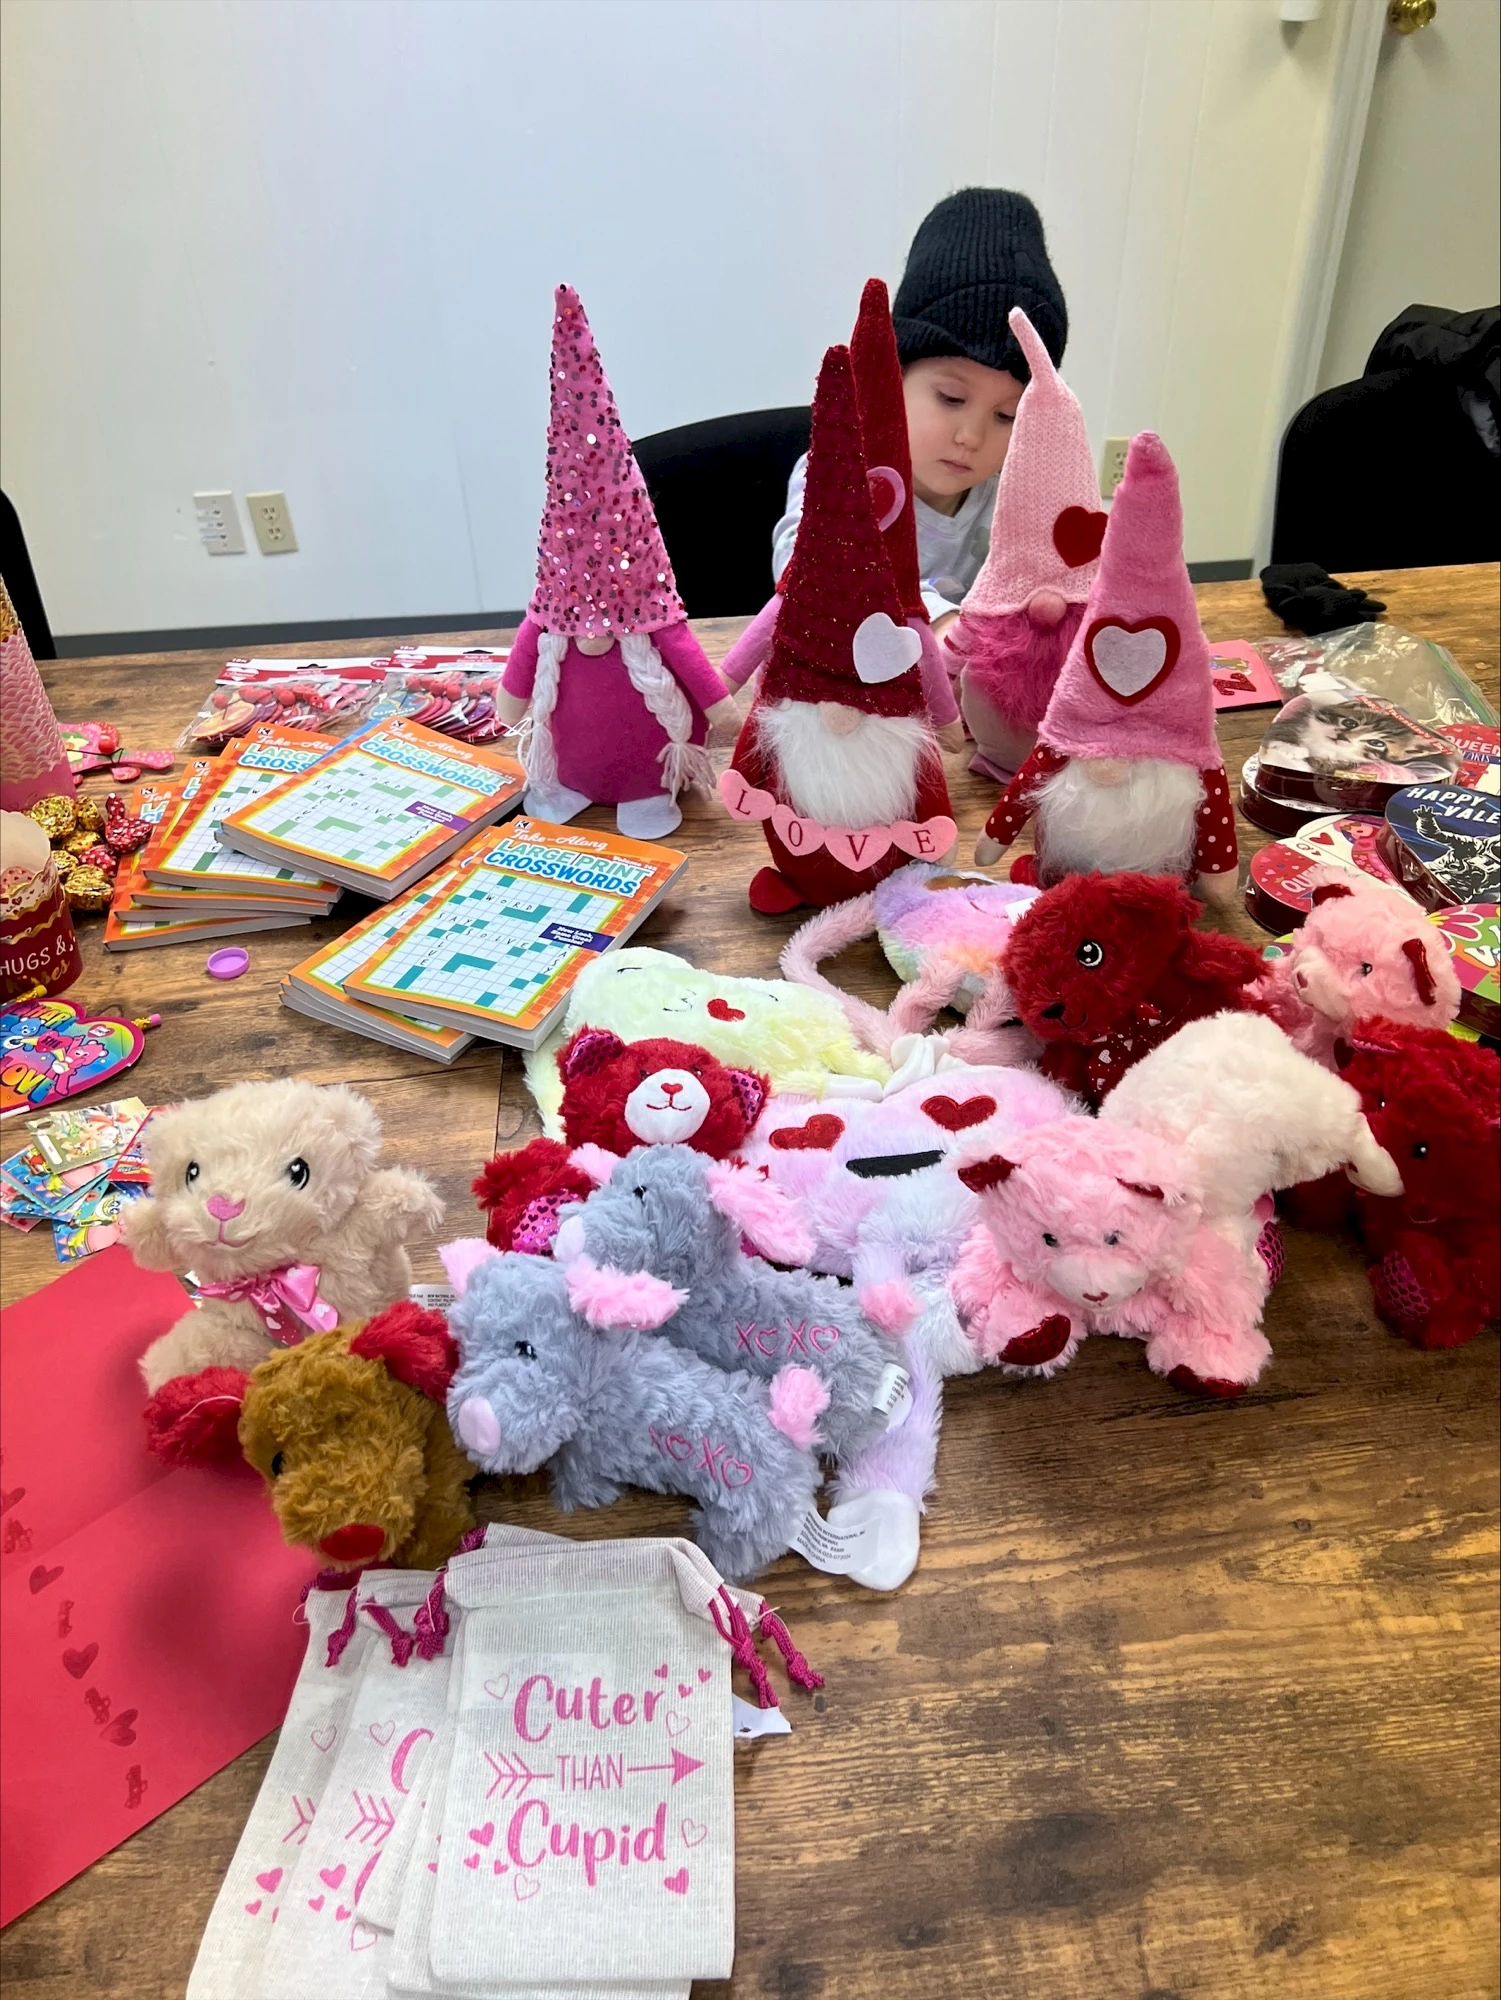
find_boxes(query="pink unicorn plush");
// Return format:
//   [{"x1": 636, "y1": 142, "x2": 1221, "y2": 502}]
[{"x1": 952, "y1": 1012, "x2": 1401, "y2": 1395}]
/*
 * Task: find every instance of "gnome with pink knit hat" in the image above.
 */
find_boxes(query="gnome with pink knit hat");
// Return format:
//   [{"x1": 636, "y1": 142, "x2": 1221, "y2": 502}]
[
  {"x1": 946, "y1": 306, "x2": 1105, "y2": 784},
  {"x1": 974, "y1": 431, "x2": 1239, "y2": 909},
  {"x1": 717, "y1": 279, "x2": 964, "y2": 751},
  {"x1": 497, "y1": 285, "x2": 736, "y2": 839}
]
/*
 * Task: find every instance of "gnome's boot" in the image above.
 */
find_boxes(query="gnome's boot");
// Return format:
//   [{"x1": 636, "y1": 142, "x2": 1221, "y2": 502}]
[
  {"x1": 748, "y1": 867, "x2": 806, "y2": 916},
  {"x1": 523, "y1": 781, "x2": 591, "y2": 825},
  {"x1": 616, "y1": 792, "x2": 682, "y2": 841}
]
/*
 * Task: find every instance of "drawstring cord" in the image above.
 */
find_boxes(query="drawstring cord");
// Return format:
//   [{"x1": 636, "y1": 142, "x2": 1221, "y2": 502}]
[{"x1": 758, "y1": 1605, "x2": 825, "y2": 1691}]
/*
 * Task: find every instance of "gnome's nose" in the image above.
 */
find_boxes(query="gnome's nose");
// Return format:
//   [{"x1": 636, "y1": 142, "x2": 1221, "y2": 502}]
[
  {"x1": 206, "y1": 1194, "x2": 246, "y2": 1221},
  {"x1": 819, "y1": 702, "x2": 862, "y2": 737},
  {"x1": 319, "y1": 1523, "x2": 386, "y2": 1562}
]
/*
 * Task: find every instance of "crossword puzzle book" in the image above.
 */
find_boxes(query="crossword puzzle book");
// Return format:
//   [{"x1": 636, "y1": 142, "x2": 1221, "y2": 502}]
[
  {"x1": 215, "y1": 717, "x2": 526, "y2": 899},
  {"x1": 278, "y1": 863, "x2": 474, "y2": 1062},
  {"x1": 139, "y1": 727, "x2": 342, "y2": 908},
  {"x1": 339, "y1": 817, "x2": 687, "y2": 1049}
]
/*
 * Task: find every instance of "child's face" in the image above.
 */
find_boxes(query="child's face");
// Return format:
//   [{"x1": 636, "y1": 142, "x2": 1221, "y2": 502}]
[{"x1": 903, "y1": 356, "x2": 1025, "y2": 511}]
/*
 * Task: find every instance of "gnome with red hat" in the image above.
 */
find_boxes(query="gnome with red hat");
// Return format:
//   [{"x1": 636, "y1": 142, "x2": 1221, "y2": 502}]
[
  {"x1": 974, "y1": 431, "x2": 1239, "y2": 909},
  {"x1": 497, "y1": 285, "x2": 736, "y2": 840},
  {"x1": 718, "y1": 280, "x2": 964, "y2": 751},
  {"x1": 720, "y1": 344, "x2": 958, "y2": 915},
  {"x1": 946, "y1": 306, "x2": 1105, "y2": 782}
]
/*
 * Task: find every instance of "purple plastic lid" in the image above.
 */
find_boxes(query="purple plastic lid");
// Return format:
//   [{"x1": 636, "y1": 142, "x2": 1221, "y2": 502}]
[{"x1": 205, "y1": 947, "x2": 250, "y2": 980}]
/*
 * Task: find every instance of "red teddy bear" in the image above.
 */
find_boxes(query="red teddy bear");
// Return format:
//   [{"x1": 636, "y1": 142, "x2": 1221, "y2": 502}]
[
  {"x1": 475, "y1": 1029, "x2": 769, "y2": 1251},
  {"x1": 1000, "y1": 871, "x2": 1267, "y2": 1106},
  {"x1": 1337, "y1": 1018, "x2": 1500, "y2": 1349}
]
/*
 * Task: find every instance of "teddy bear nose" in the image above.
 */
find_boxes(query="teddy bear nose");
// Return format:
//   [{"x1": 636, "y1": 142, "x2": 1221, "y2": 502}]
[
  {"x1": 660, "y1": 1081, "x2": 681, "y2": 1100},
  {"x1": 1040, "y1": 1002, "x2": 1065, "y2": 1021},
  {"x1": 318, "y1": 1523, "x2": 386, "y2": 1562},
  {"x1": 205, "y1": 1194, "x2": 246, "y2": 1221}
]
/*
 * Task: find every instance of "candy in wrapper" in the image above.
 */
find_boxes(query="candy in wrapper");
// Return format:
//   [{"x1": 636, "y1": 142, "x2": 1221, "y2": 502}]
[
  {"x1": 76, "y1": 844, "x2": 118, "y2": 879},
  {"x1": 61, "y1": 864, "x2": 114, "y2": 912},
  {"x1": 27, "y1": 794, "x2": 76, "y2": 842},
  {"x1": 74, "y1": 797, "x2": 106, "y2": 834},
  {"x1": 61, "y1": 828, "x2": 97, "y2": 858}
]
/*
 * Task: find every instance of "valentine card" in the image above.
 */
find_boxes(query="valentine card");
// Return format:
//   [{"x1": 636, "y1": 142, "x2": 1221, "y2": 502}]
[
  {"x1": 0, "y1": 1003, "x2": 148, "y2": 1118},
  {"x1": 1208, "y1": 641, "x2": 1284, "y2": 711},
  {"x1": 0, "y1": 1248, "x2": 319, "y2": 1925}
]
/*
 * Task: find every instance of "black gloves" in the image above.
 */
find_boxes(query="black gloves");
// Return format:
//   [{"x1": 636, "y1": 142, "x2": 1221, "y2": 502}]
[{"x1": 1259, "y1": 562, "x2": 1387, "y2": 635}]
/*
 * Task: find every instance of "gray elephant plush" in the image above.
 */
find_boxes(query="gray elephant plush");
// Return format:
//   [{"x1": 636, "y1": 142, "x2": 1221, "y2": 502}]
[
  {"x1": 442, "y1": 1241, "x2": 830, "y2": 1581},
  {"x1": 551, "y1": 1145, "x2": 906, "y2": 1464}
]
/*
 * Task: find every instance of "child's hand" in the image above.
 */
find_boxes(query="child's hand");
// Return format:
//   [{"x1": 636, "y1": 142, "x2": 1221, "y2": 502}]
[{"x1": 932, "y1": 610, "x2": 960, "y2": 647}]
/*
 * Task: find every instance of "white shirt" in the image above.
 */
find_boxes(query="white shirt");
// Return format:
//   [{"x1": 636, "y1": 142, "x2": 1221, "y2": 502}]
[{"x1": 771, "y1": 453, "x2": 998, "y2": 622}]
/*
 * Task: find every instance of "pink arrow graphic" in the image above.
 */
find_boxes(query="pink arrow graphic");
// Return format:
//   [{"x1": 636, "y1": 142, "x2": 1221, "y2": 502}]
[
  {"x1": 484, "y1": 1750, "x2": 548, "y2": 1802},
  {"x1": 345, "y1": 1791, "x2": 395, "y2": 1843},
  {"x1": 282, "y1": 1797, "x2": 317, "y2": 1845},
  {"x1": 626, "y1": 1750, "x2": 704, "y2": 1787}
]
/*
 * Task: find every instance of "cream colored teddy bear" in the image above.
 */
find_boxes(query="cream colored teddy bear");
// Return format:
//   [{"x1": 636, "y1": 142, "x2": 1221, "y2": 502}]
[{"x1": 123, "y1": 1078, "x2": 445, "y2": 1393}]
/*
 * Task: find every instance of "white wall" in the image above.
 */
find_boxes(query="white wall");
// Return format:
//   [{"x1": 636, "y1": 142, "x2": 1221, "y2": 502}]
[
  {"x1": 1, "y1": 0, "x2": 1354, "y2": 639},
  {"x1": 1320, "y1": 0, "x2": 1500, "y2": 391}
]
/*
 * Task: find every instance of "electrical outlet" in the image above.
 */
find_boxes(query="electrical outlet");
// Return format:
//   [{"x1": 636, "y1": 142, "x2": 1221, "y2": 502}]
[
  {"x1": 245, "y1": 490, "x2": 299, "y2": 555},
  {"x1": 193, "y1": 491, "x2": 245, "y2": 555},
  {"x1": 1099, "y1": 438, "x2": 1130, "y2": 499}
]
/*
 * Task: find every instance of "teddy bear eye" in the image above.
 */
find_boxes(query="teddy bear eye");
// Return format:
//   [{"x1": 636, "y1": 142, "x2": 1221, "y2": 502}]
[
  {"x1": 185, "y1": 1161, "x2": 200, "y2": 1186},
  {"x1": 1104, "y1": 1231, "x2": 1120, "y2": 1246},
  {"x1": 513, "y1": 1340, "x2": 537, "y2": 1360},
  {"x1": 270, "y1": 1452, "x2": 285, "y2": 1478},
  {"x1": 1411, "y1": 1142, "x2": 1429, "y2": 1160},
  {"x1": 1042, "y1": 1232, "x2": 1060, "y2": 1248},
  {"x1": 633, "y1": 1186, "x2": 646, "y2": 1202},
  {"x1": 286, "y1": 1157, "x2": 310, "y2": 1189},
  {"x1": 1359, "y1": 962, "x2": 1373, "y2": 976},
  {"x1": 1076, "y1": 940, "x2": 1104, "y2": 969}
]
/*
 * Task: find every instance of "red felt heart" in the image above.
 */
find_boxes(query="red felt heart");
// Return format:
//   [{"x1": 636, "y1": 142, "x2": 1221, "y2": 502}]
[
  {"x1": 1052, "y1": 506, "x2": 1107, "y2": 568},
  {"x1": 920, "y1": 1094, "x2": 996, "y2": 1132},
  {"x1": 1083, "y1": 617, "x2": 1181, "y2": 706},
  {"x1": 768, "y1": 1115, "x2": 845, "y2": 1152},
  {"x1": 706, "y1": 998, "x2": 746, "y2": 1022}
]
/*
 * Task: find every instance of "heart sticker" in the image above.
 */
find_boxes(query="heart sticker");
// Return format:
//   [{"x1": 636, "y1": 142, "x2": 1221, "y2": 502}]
[
  {"x1": 0, "y1": 998, "x2": 148, "y2": 1116},
  {"x1": 866, "y1": 466, "x2": 907, "y2": 532},
  {"x1": 852, "y1": 612, "x2": 922, "y2": 687},
  {"x1": 1052, "y1": 505, "x2": 1108, "y2": 568},
  {"x1": 1083, "y1": 617, "x2": 1180, "y2": 705},
  {"x1": 768, "y1": 1114, "x2": 845, "y2": 1152}
]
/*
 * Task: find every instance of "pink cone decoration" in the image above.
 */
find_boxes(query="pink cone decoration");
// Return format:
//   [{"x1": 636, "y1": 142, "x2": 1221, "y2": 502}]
[{"x1": 0, "y1": 577, "x2": 75, "y2": 811}]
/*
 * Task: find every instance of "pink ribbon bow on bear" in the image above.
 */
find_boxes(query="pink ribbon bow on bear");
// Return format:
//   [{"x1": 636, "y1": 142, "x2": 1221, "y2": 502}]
[{"x1": 195, "y1": 1262, "x2": 341, "y2": 1344}]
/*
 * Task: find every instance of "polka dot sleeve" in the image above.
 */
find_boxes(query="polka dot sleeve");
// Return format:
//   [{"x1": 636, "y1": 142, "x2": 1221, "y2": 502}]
[
  {"x1": 1193, "y1": 763, "x2": 1239, "y2": 876},
  {"x1": 983, "y1": 743, "x2": 1068, "y2": 847}
]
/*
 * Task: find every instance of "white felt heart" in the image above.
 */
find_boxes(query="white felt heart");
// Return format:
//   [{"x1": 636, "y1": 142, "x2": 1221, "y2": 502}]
[
  {"x1": 853, "y1": 612, "x2": 922, "y2": 686},
  {"x1": 866, "y1": 466, "x2": 906, "y2": 533},
  {"x1": 1085, "y1": 617, "x2": 1180, "y2": 704}
]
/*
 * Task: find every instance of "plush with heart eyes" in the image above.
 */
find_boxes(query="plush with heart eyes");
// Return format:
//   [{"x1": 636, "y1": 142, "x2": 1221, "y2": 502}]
[
  {"x1": 524, "y1": 945, "x2": 890, "y2": 1135},
  {"x1": 1000, "y1": 872, "x2": 1267, "y2": 1106},
  {"x1": 441, "y1": 1240, "x2": 827, "y2": 1583},
  {"x1": 122, "y1": 1078, "x2": 445, "y2": 1395},
  {"x1": 139, "y1": 1303, "x2": 475, "y2": 1569},
  {"x1": 1335, "y1": 1019, "x2": 1499, "y2": 1351}
]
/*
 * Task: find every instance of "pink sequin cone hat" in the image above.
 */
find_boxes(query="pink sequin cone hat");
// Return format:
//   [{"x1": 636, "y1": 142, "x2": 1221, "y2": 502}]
[
  {"x1": 849, "y1": 278, "x2": 925, "y2": 625},
  {"x1": 529, "y1": 285, "x2": 685, "y2": 639},
  {"x1": 962, "y1": 308, "x2": 1105, "y2": 618},
  {"x1": 1040, "y1": 430, "x2": 1219, "y2": 768}
]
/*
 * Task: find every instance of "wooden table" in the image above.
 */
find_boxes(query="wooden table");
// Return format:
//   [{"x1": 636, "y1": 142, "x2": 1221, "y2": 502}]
[{"x1": 4, "y1": 566, "x2": 1497, "y2": 1999}]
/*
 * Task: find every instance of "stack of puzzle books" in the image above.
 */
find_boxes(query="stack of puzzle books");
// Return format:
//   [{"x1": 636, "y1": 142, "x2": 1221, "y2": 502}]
[{"x1": 280, "y1": 816, "x2": 687, "y2": 1056}]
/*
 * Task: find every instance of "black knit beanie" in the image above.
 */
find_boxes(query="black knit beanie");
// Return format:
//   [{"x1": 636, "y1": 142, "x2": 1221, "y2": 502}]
[{"x1": 893, "y1": 188, "x2": 1066, "y2": 381}]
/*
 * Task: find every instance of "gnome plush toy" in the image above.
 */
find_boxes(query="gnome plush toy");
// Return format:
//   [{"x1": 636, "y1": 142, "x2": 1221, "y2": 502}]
[
  {"x1": 497, "y1": 285, "x2": 737, "y2": 840},
  {"x1": 946, "y1": 307, "x2": 1105, "y2": 783},
  {"x1": 974, "y1": 431, "x2": 1239, "y2": 910},
  {"x1": 720, "y1": 344, "x2": 958, "y2": 915},
  {"x1": 718, "y1": 281, "x2": 964, "y2": 751}
]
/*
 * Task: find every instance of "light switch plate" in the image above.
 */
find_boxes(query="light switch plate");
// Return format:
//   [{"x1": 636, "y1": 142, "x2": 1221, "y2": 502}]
[
  {"x1": 245, "y1": 490, "x2": 298, "y2": 555},
  {"x1": 1099, "y1": 438, "x2": 1130, "y2": 499}
]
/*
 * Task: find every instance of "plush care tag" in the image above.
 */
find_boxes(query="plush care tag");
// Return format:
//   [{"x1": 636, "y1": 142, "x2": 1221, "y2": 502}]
[
  {"x1": 408, "y1": 1284, "x2": 457, "y2": 1315},
  {"x1": 791, "y1": 1508, "x2": 876, "y2": 1575},
  {"x1": 871, "y1": 1363, "x2": 913, "y2": 1430}
]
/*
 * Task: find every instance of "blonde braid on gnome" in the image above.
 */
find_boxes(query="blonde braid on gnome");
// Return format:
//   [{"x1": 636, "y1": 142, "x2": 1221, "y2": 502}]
[{"x1": 720, "y1": 343, "x2": 958, "y2": 915}]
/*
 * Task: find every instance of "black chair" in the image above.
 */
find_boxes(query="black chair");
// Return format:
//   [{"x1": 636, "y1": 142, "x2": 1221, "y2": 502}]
[
  {"x1": 0, "y1": 490, "x2": 55, "y2": 658},
  {"x1": 1271, "y1": 348, "x2": 1499, "y2": 574},
  {"x1": 634, "y1": 407, "x2": 811, "y2": 618}
]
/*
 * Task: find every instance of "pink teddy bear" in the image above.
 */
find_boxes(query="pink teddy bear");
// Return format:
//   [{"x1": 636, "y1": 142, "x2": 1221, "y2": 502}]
[{"x1": 1259, "y1": 868, "x2": 1459, "y2": 1068}]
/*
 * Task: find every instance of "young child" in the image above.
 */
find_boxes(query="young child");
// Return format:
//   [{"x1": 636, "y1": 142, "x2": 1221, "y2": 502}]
[{"x1": 771, "y1": 187, "x2": 1068, "y2": 638}]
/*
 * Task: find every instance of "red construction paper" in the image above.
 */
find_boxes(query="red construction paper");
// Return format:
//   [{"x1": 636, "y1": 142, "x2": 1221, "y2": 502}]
[{"x1": 0, "y1": 1246, "x2": 319, "y2": 1926}]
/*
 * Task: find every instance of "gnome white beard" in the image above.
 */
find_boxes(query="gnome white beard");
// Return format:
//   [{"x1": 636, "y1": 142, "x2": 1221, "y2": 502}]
[
  {"x1": 757, "y1": 698, "x2": 930, "y2": 828},
  {"x1": 1034, "y1": 755, "x2": 1202, "y2": 880}
]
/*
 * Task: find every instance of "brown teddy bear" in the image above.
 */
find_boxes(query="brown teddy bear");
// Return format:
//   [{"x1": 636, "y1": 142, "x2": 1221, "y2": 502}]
[
  {"x1": 140, "y1": 1303, "x2": 476, "y2": 1570},
  {"x1": 122, "y1": 1077, "x2": 445, "y2": 1392}
]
